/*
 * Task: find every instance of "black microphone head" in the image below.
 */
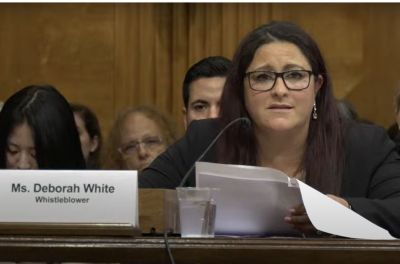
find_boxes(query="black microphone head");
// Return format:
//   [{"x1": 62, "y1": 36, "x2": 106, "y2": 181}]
[{"x1": 240, "y1": 117, "x2": 252, "y2": 128}]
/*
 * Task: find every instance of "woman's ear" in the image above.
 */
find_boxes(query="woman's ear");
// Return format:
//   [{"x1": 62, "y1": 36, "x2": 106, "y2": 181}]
[
  {"x1": 314, "y1": 74, "x2": 324, "y2": 94},
  {"x1": 90, "y1": 135, "x2": 99, "y2": 153}
]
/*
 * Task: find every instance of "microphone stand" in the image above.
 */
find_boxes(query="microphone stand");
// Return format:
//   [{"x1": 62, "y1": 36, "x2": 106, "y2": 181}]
[{"x1": 178, "y1": 117, "x2": 250, "y2": 187}]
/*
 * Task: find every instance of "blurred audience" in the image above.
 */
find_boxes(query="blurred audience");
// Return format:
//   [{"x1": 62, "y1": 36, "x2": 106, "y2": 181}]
[
  {"x1": 387, "y1": 87, "x2": 400, "y2": 149},
  {"x1": 71, "y1": 103, "x2": 102, "y2": 169},
  {"x1": 182, "y1": 56, "x2": 231, "y2": 129},
  {"x1": 0, "y1": 85, "x2": 85, "y2": 169},
  {"x1": 103, "y1": 105, "x2": 176, "y2": 171}
]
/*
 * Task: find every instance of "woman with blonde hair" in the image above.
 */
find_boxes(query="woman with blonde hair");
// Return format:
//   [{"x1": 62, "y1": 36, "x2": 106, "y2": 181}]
[{"x1": 103, "y1": 105, "x2": 176, "y2": 171}]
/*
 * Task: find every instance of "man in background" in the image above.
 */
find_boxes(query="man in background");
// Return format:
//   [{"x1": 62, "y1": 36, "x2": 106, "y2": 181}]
[
  {"x1": 387, "y1": 86, "x2": 400, "y2": 153},
  {"x1": 182, "y1": 56, "x2": 231, "y2": 129}
]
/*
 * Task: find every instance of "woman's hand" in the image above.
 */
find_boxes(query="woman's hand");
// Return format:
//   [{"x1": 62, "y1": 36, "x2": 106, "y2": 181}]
[
  {"x1": 284, "y1": 203, "x2": 316, "y2": 235},
  {"x1": 326, "y1": 194, "x2": 350, "y2": 208},
  {"x1": 285, "y1": 195, "x2": 350, "y2": 235}
]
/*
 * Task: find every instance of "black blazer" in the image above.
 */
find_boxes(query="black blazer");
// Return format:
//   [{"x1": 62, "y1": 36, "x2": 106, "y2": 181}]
[{"x1": 140, "y1": 119, "x2": 400, "y2": 237}]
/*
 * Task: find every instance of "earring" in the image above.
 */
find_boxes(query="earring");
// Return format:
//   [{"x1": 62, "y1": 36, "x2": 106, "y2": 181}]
[{"x1": 312, "y1": 102, "x2": 318, "y2": 120}]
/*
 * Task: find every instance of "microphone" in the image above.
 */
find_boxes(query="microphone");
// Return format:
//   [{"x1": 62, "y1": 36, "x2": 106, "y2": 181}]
[{"x1": 178, "y1": 117, "x2": 251, "y2": 187}]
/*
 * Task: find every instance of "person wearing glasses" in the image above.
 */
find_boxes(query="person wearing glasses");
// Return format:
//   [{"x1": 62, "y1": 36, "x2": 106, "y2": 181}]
[
  {"x1": 102, "y1": 105, "x2": 176, "y2": 171},
  {"x1": 139, "y1": 21, "x2": 400, "y2": 237}
]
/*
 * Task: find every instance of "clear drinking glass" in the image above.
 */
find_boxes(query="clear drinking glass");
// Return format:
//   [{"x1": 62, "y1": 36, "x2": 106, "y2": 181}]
[{"x1": 176, "y1": 187, "x2": 219, "y2": 238}]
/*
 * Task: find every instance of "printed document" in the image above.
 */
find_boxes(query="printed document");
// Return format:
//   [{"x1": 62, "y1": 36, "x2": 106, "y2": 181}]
[{"x1": 196, "y1": 162, "x2": 395, "y2": 239}]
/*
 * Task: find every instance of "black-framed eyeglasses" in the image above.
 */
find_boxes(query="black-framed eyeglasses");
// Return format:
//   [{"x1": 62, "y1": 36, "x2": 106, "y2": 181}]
[
  {"x1": 245, "y1": 70, "x2": 314, "y2": 91},
  {"x1": 118, "y1": 136, "x2": 163, "y2": 156}
]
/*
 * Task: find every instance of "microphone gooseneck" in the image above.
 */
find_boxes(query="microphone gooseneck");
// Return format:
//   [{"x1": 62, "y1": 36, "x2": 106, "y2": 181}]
[{"x1": 178, "y1": 117, "x2": 251, "y2": 187}]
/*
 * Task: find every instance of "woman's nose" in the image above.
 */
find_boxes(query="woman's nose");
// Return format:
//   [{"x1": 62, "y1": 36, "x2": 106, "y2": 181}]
[
  {"x1": 17, "y1": 152, "x2": 32, "y2": 169},
  {"x1": 271, "y1": 76, "x2": 289, "y2": 96},
  {"x1": 136, "y1": 143, "x2": 150, "y2": 159}
]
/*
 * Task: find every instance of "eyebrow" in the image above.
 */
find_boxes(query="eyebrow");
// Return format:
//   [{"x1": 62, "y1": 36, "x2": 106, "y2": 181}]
[
  {"x1": 250, "y1": 64, "x2": 274, "y2": 71},
  {"x1": 7, "y1": 142, "x2": 18, "y2": 147},
  {"x1": 190, "y1": 100, "x2": 210, "y2": 106},
  {"x1": 123, "y1": 135, "x2": 160, "y2": 144},
  {"x1": 251, "y1": 63, "x2": 307, "y2": 72},
  {"x1": 282, "y1": 64, "x2": 307, "y2": 71},
  {"x1": 7, "y1": 142, "x2": 35, "y2": 151}
]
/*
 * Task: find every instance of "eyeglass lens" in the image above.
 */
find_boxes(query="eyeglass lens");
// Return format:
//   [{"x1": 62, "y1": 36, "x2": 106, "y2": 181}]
[
  {"x1": 120, "y1": 136, "x2": 162, "y2": 155},
  {"x1": 248, "y1": 70, "x2": 311, "y2": 91}
]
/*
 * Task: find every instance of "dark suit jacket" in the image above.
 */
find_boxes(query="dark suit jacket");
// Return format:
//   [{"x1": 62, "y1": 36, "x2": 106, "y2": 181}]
[{"x1": 140, "y1": 119, "x2": 400, "y2": 237}]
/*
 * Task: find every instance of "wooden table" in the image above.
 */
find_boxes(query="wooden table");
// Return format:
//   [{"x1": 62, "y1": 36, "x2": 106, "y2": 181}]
[{"x1": 0, "y1": 235, "x2": 398, "y2": 263}]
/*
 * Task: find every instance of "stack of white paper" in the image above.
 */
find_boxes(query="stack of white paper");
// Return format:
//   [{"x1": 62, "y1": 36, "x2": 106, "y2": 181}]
[
  {"x1": 196, "y1": 162, "x2": 396, "y2": 239},
  {"x1": 196, "y1": 162, "x2": 302, "y2": 236}
]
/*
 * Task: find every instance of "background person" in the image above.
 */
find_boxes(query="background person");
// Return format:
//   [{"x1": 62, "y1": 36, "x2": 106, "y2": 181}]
[
  {"x1": 71, "y1": 103, "x2": 102, "y2": 169},
  {"x1": 387, "y1": 86, "x2": 400, "y2": 147},
  {"x1": 182, "y1": 56, "x2": 231, "y2": 129},
  {"x1": 102, "y1": 105, "x2": 176, "y2": 171},
  {"x1": 140, "y1": 21, "x2": 400, "y2": 238},
  {"x1": 0, "y1": 85, "x2": 85, "y2": 169}
]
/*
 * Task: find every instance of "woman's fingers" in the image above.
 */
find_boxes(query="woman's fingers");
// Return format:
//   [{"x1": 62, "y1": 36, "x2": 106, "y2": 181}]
[
  {"x1": 285, "y1": 214, "x2": 311, "y2": 224},
  {"x1": 289, "y1": 205, "x2": 306, "y2": 216},
  {"x1": 285, "y1": 203, "x2": 316, "y2": 235},
  {"x1": 284, "y1": 215, "x2": 315, "y2": 234}
]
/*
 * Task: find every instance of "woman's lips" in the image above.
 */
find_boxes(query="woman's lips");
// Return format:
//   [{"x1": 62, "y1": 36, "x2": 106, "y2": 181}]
[{"x1": 268, "y1": 104, "x2": 293, "y2": 110}]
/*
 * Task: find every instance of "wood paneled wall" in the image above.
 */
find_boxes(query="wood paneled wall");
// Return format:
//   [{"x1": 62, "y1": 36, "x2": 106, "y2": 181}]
[{"x1": 0, "y1": 3, "x2": 399, "y2": 138}]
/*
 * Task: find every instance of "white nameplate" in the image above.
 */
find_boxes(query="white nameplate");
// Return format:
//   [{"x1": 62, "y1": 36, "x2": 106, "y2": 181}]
[{"x1": 0, "y1": 170, "x2": 138, "y2": 235}]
